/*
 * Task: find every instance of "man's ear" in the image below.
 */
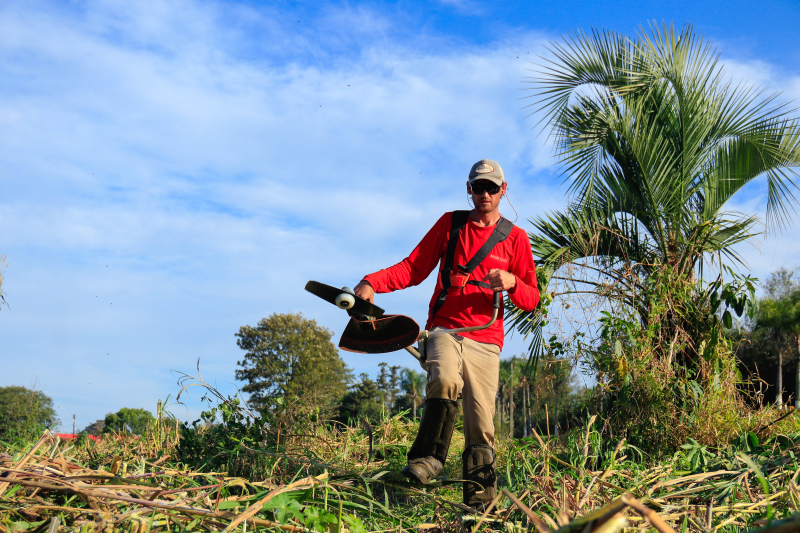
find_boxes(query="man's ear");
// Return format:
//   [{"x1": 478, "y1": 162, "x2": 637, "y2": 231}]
[{"x1": 466, "y1": 181, "x2": 472, "y2": 194}]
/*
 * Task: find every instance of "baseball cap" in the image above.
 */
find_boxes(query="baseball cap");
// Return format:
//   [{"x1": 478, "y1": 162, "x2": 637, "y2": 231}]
[{"x1": 468, "y1": 159, "x2": 504, "y2": 186}]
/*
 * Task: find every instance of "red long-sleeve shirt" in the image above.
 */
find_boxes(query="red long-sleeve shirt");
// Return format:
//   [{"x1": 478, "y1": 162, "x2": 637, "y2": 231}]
[{"x1": 363, "y1": 212, "x2": 539, "y2": 349}]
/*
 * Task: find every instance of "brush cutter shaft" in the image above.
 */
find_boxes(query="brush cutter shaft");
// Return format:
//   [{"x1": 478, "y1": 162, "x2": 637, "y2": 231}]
[{"x1": 404, "y1": 345, "x2": 422, "y2": 361}]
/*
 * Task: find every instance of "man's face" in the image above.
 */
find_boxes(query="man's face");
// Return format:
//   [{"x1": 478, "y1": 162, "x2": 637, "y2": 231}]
[{"x1": 467, "y1": 179, "x2": 506, "y2": 214}]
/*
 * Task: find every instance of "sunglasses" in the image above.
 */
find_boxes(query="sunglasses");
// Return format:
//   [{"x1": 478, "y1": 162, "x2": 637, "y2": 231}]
[{"x1": 471, "y1": 181, "x2": 502, "y2": 195}]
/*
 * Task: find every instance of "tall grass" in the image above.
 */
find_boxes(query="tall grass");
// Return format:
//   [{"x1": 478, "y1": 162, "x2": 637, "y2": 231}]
[{"x1": 3, "y1": 373, "x2": 799, "y2": 532}]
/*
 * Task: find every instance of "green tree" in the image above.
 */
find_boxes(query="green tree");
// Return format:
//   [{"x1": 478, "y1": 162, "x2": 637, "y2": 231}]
[
  {"x1": 376, "y1": 362, "x2": 401, "y2": 412},
  {"x1": 103, "y1": 407, "x2": 155, "y2": 435},
  {"x1": 762, "y1": 268, "x2": 800, "y2": 301},
  {"x1": 0, "y1": 386, "x2": 59, "y2": 441},
  {"x1": 497, "y1": 355, "x2": 582, "y2": 439},
  {"x1": 751, "y1": 271, "x2": 800, "y2": 407},
  {"x1": 511, "y1": 23, "x2": 800, "y2": 355},
  {"x1": 81, "y1": 419, "x2": 106, "y2": 436},
  {"x1": 235, "y1": 313, "x2": 352, "y2": 417},
  {"x1": 337, "y1": 373, "x2": 385, "y2": 424}
]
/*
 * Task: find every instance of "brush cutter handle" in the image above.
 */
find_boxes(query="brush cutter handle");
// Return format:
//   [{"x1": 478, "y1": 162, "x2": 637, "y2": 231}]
[
  {"x1": 425, "y1": 290, "x2": 503, "y2": 336},
  {"x1": 404, "y1": 291, "x2": 504, "y2": 363}
]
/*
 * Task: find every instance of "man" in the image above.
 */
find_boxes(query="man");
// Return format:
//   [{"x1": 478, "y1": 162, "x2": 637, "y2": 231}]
[{"x1": 354, "y1": 159, "x2": 539, "y2": 508}]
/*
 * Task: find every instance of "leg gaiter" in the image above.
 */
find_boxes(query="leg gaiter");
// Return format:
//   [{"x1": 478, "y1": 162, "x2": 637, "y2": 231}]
[
  {"x1": 407, "y1": 398, "x2": 459, "y2": 464},
  {"x1": 462, "y1": 444, "x2": 497, "y2": 508}
]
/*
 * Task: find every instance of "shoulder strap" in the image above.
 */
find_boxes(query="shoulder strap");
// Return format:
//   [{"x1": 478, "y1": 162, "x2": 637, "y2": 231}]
[
  {"x1": 443, "y1": 211, "x2": 470, "y2": 279},
  {"x1": 430, "y1": 211, "x2": 470, "y2": 319}
]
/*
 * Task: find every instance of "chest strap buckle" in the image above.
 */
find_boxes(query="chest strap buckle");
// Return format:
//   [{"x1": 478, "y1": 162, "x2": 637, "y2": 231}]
[{"x1": 449, "y1": 270, "x2": 470, "y2": 289}]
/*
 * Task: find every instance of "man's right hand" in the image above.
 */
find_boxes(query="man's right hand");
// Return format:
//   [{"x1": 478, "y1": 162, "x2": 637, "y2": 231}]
[{"x1": 354, "y1": 280, "x2": 375, "y2": 304}]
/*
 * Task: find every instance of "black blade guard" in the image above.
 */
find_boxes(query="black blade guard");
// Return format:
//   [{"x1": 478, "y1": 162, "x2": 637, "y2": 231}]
[{"x1": 339, "y1": 315, "x2": 420, "y2": 354}]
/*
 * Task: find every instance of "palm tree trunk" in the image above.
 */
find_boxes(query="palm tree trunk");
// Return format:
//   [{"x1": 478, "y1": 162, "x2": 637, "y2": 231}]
[
  {"x1": 777, "y1": 348, "x2": 784, "y2": 408},
  {"x1": 522, "y1": 379, "x2": 528, "y2": 438},
  {"x1": 497, "y1": 384, "x2": 503, "y2": 434},
  {"x1": 527, "y1": 382, "x2": 533, "y2": 437},
  {"x1": 509, "y1": 362, "x2": 515, "y2": 439},
  {"x1": 796, "y1": 358, "x2": 800, "y2": 410},
  {"x1": 796, "y1": 335, "x2": 800, "y2": 410}
]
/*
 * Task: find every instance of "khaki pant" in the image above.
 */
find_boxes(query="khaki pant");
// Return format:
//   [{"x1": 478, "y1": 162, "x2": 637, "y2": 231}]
[{"x1": 424, "y1": 329, "x2": 501, "y2": 448}]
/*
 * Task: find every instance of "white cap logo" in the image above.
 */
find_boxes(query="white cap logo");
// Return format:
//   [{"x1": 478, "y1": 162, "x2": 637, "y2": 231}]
[{"x1": 475, "y1": 163, "x2": 494, "y2": 173}]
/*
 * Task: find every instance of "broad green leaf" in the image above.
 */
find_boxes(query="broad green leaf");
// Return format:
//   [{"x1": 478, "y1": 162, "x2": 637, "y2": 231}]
[{"x1": 265, "y1": 493, "x2": 305, "y2": 524}]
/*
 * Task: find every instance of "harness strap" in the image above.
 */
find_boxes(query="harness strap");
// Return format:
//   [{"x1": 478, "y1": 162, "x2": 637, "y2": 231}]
[
  {"x1": 460, "y1": 217, "x2": 513, "y2": 273},
  {"x1": 431, "y1": 211, "x2": 469, "y2": 319},
  {"x1": 430, "y1": 211, "x2": 514, "y2": 320}
]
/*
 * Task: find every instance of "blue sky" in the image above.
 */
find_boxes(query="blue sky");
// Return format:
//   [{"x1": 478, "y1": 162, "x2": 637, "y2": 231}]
[{"x1": 1, "y1": 0, "x2": 799, "y2": 431}]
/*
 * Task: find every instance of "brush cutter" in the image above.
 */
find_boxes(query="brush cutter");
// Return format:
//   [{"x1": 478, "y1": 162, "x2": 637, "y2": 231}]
[{"x1": 304, "y1": 280, "x2": 502, "y2": 365}]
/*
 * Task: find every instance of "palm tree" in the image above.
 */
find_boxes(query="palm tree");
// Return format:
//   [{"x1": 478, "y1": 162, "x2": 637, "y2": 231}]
[
  {"x1": 510, "y1": 23, "x2": 800, "y2": 359},
  {"x1": 398, "y1": 368, "x2": 425, "y2": 420}
]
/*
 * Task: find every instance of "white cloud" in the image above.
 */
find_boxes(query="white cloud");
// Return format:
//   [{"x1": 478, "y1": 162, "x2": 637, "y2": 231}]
[{"x1": 0, "y1": 0, "x2": 557, "y2": 428}]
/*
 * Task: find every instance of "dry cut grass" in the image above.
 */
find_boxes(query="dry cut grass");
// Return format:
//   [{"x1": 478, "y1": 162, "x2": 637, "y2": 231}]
[{"x1": 2, "y1": 406, "x2": 800, "y2": 533}]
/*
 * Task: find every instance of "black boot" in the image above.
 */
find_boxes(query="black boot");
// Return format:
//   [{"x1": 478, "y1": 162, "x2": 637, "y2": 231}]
[
  {"x1": 463, "y1": 445, "x2": 496, "y2": 509},
  {"x1": 401, "y1": 398, "x2": 459, "y2": 484}
]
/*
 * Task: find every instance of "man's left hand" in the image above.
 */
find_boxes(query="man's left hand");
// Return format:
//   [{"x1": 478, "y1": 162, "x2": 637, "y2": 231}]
[{"x1": 483, "y1": 269, "x2": 516, "y2": 291}]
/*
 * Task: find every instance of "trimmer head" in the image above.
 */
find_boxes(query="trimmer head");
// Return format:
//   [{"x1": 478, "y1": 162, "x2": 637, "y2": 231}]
[
  {"x1": 305, "y1": 280, "x2": 418, "y2": 354},
  {"x1": 339, "y1": 314, "x2": 420, "y2": 354},
  {"x1": 305, "y1": 280, "x2": 385, "y2": 317}
]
